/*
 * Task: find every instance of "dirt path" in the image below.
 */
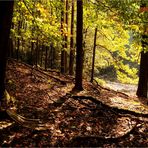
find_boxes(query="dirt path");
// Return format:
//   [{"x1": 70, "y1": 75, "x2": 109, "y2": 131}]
[{"x1": 106, "y1": 81, "x2": 137, "y2": 96}]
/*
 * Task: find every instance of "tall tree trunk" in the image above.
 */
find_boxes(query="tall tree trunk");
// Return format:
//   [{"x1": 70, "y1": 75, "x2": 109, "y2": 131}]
[
  {"x1": 0, "y1": 1, "x2": 14, "y2": 100},
  {"x1": 35, "y1": 39, "x2": 39, "y2": 67},
  {"x1": 16, "y1": 20, "x2": 21, "y2": 61},
  {"x1": 73, "y1": 0, "x2": 83, "y2": 91},
  {"x1": 69, "y1": 0, "x2": 75, "y2": 75},
  {"x1": 30, "y1": 41, "x2": 34, "y2": 65},
  {"x1": 16, "y1": 37, "x2": 20, "y2": 61},
  {"x1": 49, "y1": 43, "x2": 54, "y2": 69},
  {"x1": 52, "y1": 46, "x2": 56, "y2": 69},
  {"x1": 61, "y1": 50, "x2": 65, "y2": 72},
  {"x1": 40, "y1": 44, "x2": 44, "y2": 67},
  {"x1": 45, "y1": 46, "x2": 48, "y2": 70},
  {"x1": 137, "y1": 3, "x2": 148, "y2": 98},
  {"x1": 64, "y1": 0, "x2": 69, "y2": 73},
  {"x1": 60, "y1": 0, "x2": 65, "y2": 73},
  {"x1": 137, "y1": 50, "x2": 148, "y2": 98},
  {"x1": 90, "y1": 27, "x2": 97, "y2": 82},
  {"x1": 137, "y1": 51, "x2": 148, "y2": 98}
]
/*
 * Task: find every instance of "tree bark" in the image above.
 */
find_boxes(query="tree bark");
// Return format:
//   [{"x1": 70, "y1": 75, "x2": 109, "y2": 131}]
[
  {"x1": 64, "y1": 0, "x2": 69, "y2": 73},
  {"x1": 69, "y1": 0, "x2": 75, "y2": 75},
  {"x1": 90, "y1": 27, "x2": 97, "y2": 82},
  {"x1": 73, "y1": 0, "x2": 84, "y2": 91},
  {"x1": 30, "y1": 41, "x2": 34, "y2": 65},
  {"x1": 35, "y1": 39, "x2": 39, "y2": 67},
  {"x1": 136, "y1": 50, "x2": 148, "y2": 98},
  {"x1": 16, "y1": 37, "x2": 20, "y2": 61},
  {"x1": 45, "y1": 46, "x2": 48, "y2": 70},
  {"x1": 0, "y1": 1, "x2": 14, "y2": 100},
  {"x1": 40, "y1": 44, "x2": 44, "y2": 67},
  {"x1": 137, "y1": 3, "x2": 148, "y2": 98},
  {"x1": 60, "y1": 0, "x2": 65, "y2": 73}
]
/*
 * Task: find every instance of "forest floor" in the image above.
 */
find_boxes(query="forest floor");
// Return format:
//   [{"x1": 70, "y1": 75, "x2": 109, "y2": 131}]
[{"x1": 0, "y1": 59, "x2": 148, "y2": 147}]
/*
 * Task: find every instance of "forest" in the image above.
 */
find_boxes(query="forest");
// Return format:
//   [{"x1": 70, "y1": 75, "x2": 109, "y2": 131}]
[{"x1": 0, "y1": 0, "x2": 148, "y2": 147}]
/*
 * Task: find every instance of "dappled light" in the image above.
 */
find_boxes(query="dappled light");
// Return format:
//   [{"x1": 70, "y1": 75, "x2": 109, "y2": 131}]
[{"x1": 0, "y1": 0, "x2": 148, "y2": 147}]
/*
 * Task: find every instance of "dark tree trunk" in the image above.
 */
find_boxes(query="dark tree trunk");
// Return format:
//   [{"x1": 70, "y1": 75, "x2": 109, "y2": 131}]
[
  {"x1": 61, "y1": 0, "x2": 69, "y2": 74},
  {"x1": 35, "y1": 39, "x2": 39, "y2": 67},
  {"x1": 60, "y1": 0, "x2": 65, "y2": 73},
  {"x1": 61, "y1": 51, "x2": 66, "y2": 73},
  {"x1": 90, "y1": 27, "x2": 97, "y2": 82},
  {"x1": 45, "y1": 46, "x2": 48, "y2": 70},
  {"x1": 16, "y1": 38, "x2": 20, "y2": 60},
  {"x1": 37, "y1": 41, "x2": 40, "y2": 66},
  {"x1": 40, "y1": 45, "x2": 44, "y2": 67},
  {"x1": 73, "y1": 0, "x2": 83, "y2": 91},
  {"x1": 64, "y1": 0, "x2": 69, "y2": 73},
  {"x1": 30, "y1": 41, "x2": 34, "y2": 65},
  {"x1": 137, "y1": 4, "x2": 148, "y2": 98},
  {"x1": 49, "y1": 43, "x2": 55, "y2": 69},
  {"x1": 69, "y1": 0, "x2": 75, "y2": 75},
  {"x1": 52, "y1": 46, "x2": 56, "y2": 69},
  {"x1": 16, "y1": 21, "x2": 21, "y2": 61},
  {"x1": 136, "y1": 50, "x2": 148, "y2": 98},
  {"x1": 0, "y1": 1, "x2": 14, "y2": 100}
]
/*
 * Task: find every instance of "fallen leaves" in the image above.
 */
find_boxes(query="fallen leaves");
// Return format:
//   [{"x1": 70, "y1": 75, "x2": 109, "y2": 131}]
[{"x1": 0, "y1": 59, "x2": 147, "y2": 147}]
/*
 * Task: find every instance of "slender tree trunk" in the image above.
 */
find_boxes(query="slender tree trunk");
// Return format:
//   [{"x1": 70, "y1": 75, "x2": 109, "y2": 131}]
[
  {"x1": 37, "y1": 42, "x2": 40, "y2": 66},
  {"x1": 90, "y1": 27, "x2": 97, "y2": 82},
  {"x1": 45, "y1": 46, "x2": 48, "y2": 70},
  {"x1": 52, "y1": 45, "x2": 56, "y2": 69},
  {"x1": 30, "y1": 41, "x2": 34, "y2": 65},
  {"x1": 16, "y1": 20, "x2": 21, "y2": 61},
  {"x1": 16, "y1": 38, "x2": 20, "y2": 60},
  {"x1": 35, "y1": 39, "x2": 39, "y2": 67},
  {"x1": 69, "y1": 0, "x2": 75, "y2": 75},
  {"x1": 49, "y1": 43, "x2": 54, "y2": 69},
  {"x1": 0, "y1": 1, "x2": 14, "y2": 100},
  {"x1": 64, "y1": 0, "x2": 69, "y2": 73},
  {"x1": 73, "y1": 0, "x2": 83, "y2": 91},
  {"x1": 40, "y1": 45, "x2": 44, "y2": 67},
  {"x1": 61, "y1": 0, "x2": 65, "y2": 73},
  {"x1": 61, "y1": 50, "x2": 65, "y2": 72}
]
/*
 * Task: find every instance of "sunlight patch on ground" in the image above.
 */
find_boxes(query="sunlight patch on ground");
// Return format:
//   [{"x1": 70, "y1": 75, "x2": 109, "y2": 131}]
[
  {"x1": 110, "y1": 96, "x2": 148, "y2": 114},
  {"x1": 0, "y1": 121, "x2": 14, "y2": 129}
]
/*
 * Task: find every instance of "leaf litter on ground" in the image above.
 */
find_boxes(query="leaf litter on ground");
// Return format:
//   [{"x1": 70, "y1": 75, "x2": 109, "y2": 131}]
[{"x1": 0, "y1": 59, "x2": 147, "y2": 147}]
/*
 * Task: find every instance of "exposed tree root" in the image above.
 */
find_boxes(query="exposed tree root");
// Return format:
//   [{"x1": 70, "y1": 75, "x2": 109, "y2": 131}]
[
  {"x1": 72, "y1": 123, "x2": 137, "y2": 142},
  {"x1": 71, "y1": 95, "x2": 148, "y2": 121},
  {"x1": 4, "y1": 92, "x2": 148, "y2": 132},
  {"x1": 6, "y1": 109, "x2": 52, "y2": 131}
]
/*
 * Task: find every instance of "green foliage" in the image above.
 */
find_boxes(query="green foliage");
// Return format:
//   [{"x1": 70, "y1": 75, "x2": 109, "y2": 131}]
[
  {"x1": 94, "y1": 77, "x2": 106, "y2": 86},
  {"x1": 12, "y1": 0, "x2": 62, "y2": 46},
  {"x1": 11, "y1": 0, "x2": 144, "y2": 84},
  {"x1": 82, "y1": 0, "x2": 143, "y2": 84}
]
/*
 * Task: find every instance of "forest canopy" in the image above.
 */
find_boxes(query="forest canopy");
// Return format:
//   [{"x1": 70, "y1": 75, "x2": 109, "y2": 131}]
[{"x1": 9, "y1": 0, "x2": 147, "y2": 84}]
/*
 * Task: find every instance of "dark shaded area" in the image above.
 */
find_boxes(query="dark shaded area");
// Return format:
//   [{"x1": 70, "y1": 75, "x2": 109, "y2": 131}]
[{"x1": 0, "y1": 1, "x2": 14, "y2": 99}]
